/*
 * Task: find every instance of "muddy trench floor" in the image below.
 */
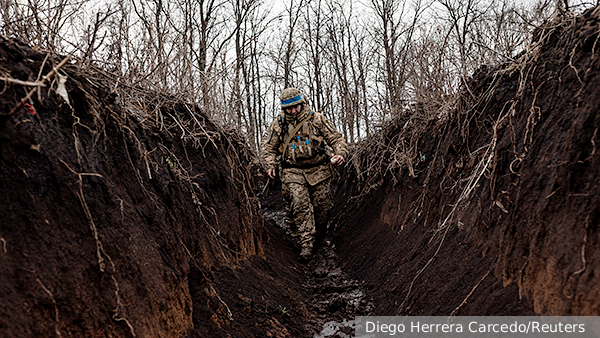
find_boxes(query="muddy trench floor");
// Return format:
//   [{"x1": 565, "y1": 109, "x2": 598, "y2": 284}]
[
  {"x1": 305, "y1": 242, "x2": 373, "y2": 338},
  {"x1": 276, "y1": 211, "x2": 373, "y2": 338},
  {"x1": 191, "y1": 208, "x2": 375, "y2": 338},
  {"x1": 268, "y1": 210, "x2": 374, "y2": 337}
]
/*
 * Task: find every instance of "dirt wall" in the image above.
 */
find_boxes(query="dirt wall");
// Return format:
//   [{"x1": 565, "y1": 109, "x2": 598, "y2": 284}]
[
  {"x1": 332, "y1": 7, "x2": 600, "y2": 316},
  {"x1": 0, "y1": 37, "x2": 264, "y2": 337}
]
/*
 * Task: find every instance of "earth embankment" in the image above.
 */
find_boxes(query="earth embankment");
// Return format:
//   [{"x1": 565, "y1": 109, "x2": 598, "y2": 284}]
[
  {"x1": 332, "y1": 7, "x2": 600, "y2": 316},
  {"x1": 0, "y1": 36, "x2": 267, "y2": 337}
]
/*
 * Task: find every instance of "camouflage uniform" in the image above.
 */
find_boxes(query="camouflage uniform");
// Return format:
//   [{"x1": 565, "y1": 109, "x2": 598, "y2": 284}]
[{"x1": 261, "y1": 88, "x2": 348, "y2": 260}]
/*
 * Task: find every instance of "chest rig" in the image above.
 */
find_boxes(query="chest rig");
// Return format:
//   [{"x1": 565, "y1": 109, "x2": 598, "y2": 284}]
[{"x1": 278, "y1": 112, "x2": 325, "y2": 164}]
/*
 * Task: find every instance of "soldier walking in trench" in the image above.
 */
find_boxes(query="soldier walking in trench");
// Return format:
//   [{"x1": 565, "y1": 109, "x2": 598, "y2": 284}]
[{"x1": 261, "y1": 88, "x2": 348, "y2": 262}]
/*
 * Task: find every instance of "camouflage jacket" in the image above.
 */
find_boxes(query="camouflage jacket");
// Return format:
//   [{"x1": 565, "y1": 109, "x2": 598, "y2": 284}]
[{"x1": 261, "y1": 105, "x2": 348, "y2": 185}]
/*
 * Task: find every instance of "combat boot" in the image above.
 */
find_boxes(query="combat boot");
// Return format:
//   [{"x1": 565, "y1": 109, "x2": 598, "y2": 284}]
[{"x1": 299, "y1": 245, "x2": 312, "y2": 263}]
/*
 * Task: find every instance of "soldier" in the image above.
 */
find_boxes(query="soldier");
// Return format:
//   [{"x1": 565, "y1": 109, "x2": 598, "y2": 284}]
[{"x1": 261, "y1": 88, "x2": 348, "y2": 262}]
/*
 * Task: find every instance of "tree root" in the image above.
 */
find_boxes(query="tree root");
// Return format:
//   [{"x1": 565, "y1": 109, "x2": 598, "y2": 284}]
[
  {"x1": 450, "y1": 269, "x2": 491, "y2": 316},
  {"x1": 60, "y1": 159, "x2": 136, "y2": 337},
  {"x1": 25, "y1": 269, "x2": 62, "y2": 336}
]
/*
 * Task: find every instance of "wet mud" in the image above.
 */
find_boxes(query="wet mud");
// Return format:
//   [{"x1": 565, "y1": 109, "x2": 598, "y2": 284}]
[{"x1": 262, "y1": 207, "x2": 374, "y2": 337}]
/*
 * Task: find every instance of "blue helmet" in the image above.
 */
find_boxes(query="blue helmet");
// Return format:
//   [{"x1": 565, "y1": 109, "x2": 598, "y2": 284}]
[{"x1": 280, "y1": 87, "x2": 306, "y2": 109}]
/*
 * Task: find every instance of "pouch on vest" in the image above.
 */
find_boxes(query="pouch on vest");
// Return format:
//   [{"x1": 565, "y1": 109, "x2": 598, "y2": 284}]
[
  {"x1": 305, "y1": 164, "x2": 332, "y2": 186},
  {"x1": 283, "y1": 115, "x2": 325, "y2": 163}
]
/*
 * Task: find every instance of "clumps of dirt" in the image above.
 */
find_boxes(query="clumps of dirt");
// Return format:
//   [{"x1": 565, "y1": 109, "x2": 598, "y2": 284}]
[
  {"x1": 332, "y1": 7, "x2": 600, "y2": 316},
  {"x1": 0, "y1": 36, "x2": 270, "y2": 337}
]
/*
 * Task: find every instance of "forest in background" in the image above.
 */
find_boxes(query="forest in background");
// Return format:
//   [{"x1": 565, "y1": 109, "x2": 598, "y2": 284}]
[{"x1": 1, "y1": 0, "x2": 596, "y2": 151}]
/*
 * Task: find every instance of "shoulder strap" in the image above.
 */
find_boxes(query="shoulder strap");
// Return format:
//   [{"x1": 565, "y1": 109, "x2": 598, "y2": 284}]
[{"x1": 281, "y1": 112, "x2": 314, "y2": 160}]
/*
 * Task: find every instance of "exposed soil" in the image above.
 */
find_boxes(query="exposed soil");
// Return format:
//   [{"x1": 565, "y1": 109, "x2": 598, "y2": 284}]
[
  {"x1": 331, "y1": 7, "x2": 600, "y2": 317},
  {"x1": 0, "y1": 36, "x2": 269, "y2": 337},
  {"x1": 0, "y1": 36, "x2": 370, "y2": 338},
  {"x1": 187, "y1": 201, "x2": 373, "y2": 338},
  {"x1": 1, "y1": 6, "x2": 600, "y2": 338}
]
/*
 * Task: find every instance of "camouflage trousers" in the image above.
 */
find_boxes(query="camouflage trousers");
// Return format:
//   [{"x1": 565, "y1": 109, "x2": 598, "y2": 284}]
[{"x1": 281, "y1": 176, "x2": 333, "y2": 251}]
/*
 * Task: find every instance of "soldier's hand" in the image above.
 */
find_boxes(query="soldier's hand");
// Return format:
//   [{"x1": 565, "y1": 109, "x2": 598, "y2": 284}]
[
  {"x1": 330, "y1": 155, "x2": 345, "y2": 166},
  {"x1": 267, "y1": 168, "x2": 276, "y2": 179}
]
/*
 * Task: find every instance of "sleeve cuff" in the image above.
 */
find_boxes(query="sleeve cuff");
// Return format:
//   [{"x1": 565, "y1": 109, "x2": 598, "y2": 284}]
[{"x1": 335, "y1": 152, "x2": 348, "y2": 160}]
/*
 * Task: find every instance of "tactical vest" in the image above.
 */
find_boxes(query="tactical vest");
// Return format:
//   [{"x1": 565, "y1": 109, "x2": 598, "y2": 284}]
[{"x1": 277, "y1": 112, "x2": 327, "y2": 166}]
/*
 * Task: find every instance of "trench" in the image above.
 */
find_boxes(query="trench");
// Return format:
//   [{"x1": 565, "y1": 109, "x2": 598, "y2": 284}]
[
  {"x1": 181, "y1": 188, "x2": 376, "y2": 338},
  {"x1": 263, "y1": 209, "x2": 375, "y2": 337},
  {"x1": 3, "y1": 7, "x2": 600, "y2": 337}
]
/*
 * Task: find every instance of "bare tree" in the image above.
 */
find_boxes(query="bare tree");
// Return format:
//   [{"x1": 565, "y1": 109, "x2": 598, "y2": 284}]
[
  {"x1": 437, "y1": 0, "x2": 494, "y2": 94},
  {"x1": 282, "y1": 0, "x2": 305, "y2": 87},
  {"x1": 370, "y1": 0, "x2": 429, "y2": 118},
  {"x1": 2, "y1": 0, "x2": 588, "y2": 149}
]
